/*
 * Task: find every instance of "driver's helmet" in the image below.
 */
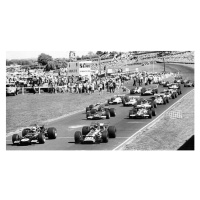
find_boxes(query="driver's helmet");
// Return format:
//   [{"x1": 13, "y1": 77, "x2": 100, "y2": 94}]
[
  {"x1": 32, "y1": 127, "x2": 36, "y2": 132},
  {"x1": 94, "y1": 124, "x2": 98, "y2": 129}
]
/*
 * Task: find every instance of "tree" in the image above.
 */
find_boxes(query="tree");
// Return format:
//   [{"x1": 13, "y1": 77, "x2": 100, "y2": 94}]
[
  {"x1": 45, "y1": 61, "x2": 56, "y2": 71},
  {"x1": 38, "y1": 53, "x2": 53, "y2": 66},
  {"x1": 96, "y1": 51, "x2": 104, "y2": 56}
]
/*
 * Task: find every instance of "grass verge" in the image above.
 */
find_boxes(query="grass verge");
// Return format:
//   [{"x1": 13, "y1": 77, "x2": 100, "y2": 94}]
[{"x1": 120, "y1": 90, "x2": 194, "y2": 150}]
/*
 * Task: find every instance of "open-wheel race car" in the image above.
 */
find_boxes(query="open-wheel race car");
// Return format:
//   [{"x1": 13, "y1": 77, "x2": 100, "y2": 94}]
[
  {"x1": 122, "y1": 95, "x2": 141, "y2": 107},
  {"x1": 160, "y1": 81, "x2": 171, "y2": 87},
  {"x1": 129, "y1": 104, "x2": 156, "y2": 119},
  {"x1": 174, "y1": 75, "x2": 184, "y2": 84},
  {"x1": 12, "y1": 124, "x2": 57, "y2": 145},
  {"x1": 184, "y1": 80, "x2": 194, "y2": 87},
  {"x1": 151, "y1": 93, "x2": 169, "y2": 105},
  {"x1": 107, "y1": 94, "x2": 125, "y2": 104},
  {"x1": 140, "y1": 86, "x2": 158, "y2": 96},
  {"x1": 74, "y1": 122, "x2": 117, "y2": 144},
  {"x1": 130, "y1": 87, "x2": 143, "y2": 94},
  {"x1": 86, "y1": 103, "x2": 116, "y2": 120},
  {"x1": 161, "y1": 89, "x2": 179, "y2": 99},
  {"x1": 168, "y1": 83, "x2": 182, "y2": 95}
]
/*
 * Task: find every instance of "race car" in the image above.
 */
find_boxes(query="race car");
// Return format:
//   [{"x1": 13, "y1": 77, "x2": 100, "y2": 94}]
[
  {"x1": 130, "y1": 87, "x2": 143, "y2": 94},
  {"x1": 161, "y1": 89, "x2": 179, "y2": 99},
  {"x1": 162, "y1": 81, "x2": 172, "y2": 87},
  {"x1": 107, "y1": 94, "x2": 125, "y2": 104},
  {"x1": 184, "y1": 80, "x2": 194, "y2": 87},
  {"x1": 6, "y1": 83, "x2": 19, "y2": 96},
  {"x1": 140, "y1": 86, "x2": 158, "y2": 96},
  {"x1": 121, "y1": 95, "x2": 141, "y2": 107},
  {"x1": 137, "y1": 98, "x2": 158, "y2": 108},
  {"x1": 151, "y1": 94, "x2": 169, "y2": 105},
  {"x1": 86, "y1": 103, "x2": 116, "y2": 119},
  {"x1": 74, "y1": 122, "x2": 116, "y2": 144},
  {"x1": 168, "y1": 83, "x2": 182, "y2": 95},
  {"x1": 12, "y1": 124, "x2": 57, "y2": 145},
  {"x1": 129, "y1": 105, "x2": 156, "y2": 119},
  {"x1": 174, "y1": 75, "x2": 184, "y2": 84}
]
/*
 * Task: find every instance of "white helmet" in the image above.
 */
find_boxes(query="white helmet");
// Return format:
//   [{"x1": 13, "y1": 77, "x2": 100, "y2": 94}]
[{"x1": 32, "y1": 127, "x2": 36, "y2": 131}]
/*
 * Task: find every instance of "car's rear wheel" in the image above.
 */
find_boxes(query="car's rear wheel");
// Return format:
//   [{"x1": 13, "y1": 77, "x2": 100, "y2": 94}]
[
  {"x1": 108, "y1": 126, "x2": 116, "y2": 138},
  {"x1": 47, "y1": 127, "x2": 57, "y2": 139},
  {"x1": 89, "y1": 105, "x2": 94, "y2": 109},
  {"x1": 152, "y1": 108, "x2": 156, "y2": 116},
  {"x1": 163, "y1": 98, "x2": 166, "y2": 105},
  {"x1": 166, "y1": 97, "x2": 169, "y2": 103},
  {"x1": 82, "y1": 126, "x2": 90, "y2": 136},
  {"x1": 106, "y1": 110, "x2": 110, "y2": 119},
  {"x1": 86, "y1": 107, "x2": 90, "y2": 113},
  {"x1": 148, "y1": 110, "x2": 152, "y2": 119},
  {"x1": 12, "y1": 134, "x2": 20, "y2": 144},
  {"x1": 86, "y1": 112, "x2": 91, "y2": 119},
  {"x1": 38, "y1": 133, "x2": 45, "y2": 144},
  {"x1": 102, "y1": 131, "x2": 108, "y2": 143},
  {"x1": 172, "y1": 94, "x2": 175, "y2": 99},
  {"x1": 110, "y1": 108, "x2": 116, "y2": 117},
  {"x1": 74, "y1": 131, "x2": 83, "y2": 144}
]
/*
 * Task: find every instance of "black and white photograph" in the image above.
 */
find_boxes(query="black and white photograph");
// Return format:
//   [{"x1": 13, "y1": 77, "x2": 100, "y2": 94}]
[
  {"x1": 6, "y1": 51, "x2": 195, "y2": 150},
  {"x1": 1, "y1": 0, "x2": 200, "y2": 200}
]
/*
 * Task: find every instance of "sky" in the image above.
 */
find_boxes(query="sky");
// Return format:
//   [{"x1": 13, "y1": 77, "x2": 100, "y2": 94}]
[{"x1": 6, "y1": 51, "x2": 89, "y2": 60}]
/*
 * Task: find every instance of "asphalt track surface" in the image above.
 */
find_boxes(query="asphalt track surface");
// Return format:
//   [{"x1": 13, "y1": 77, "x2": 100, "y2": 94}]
[{"x1": 6, "y1": 63, "x2": 194, "y2": 150}]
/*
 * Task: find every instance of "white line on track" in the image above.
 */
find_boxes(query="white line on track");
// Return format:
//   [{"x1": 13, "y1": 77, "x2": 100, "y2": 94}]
[{"x1": 113, "y1": 89, "x2": 194, "y2": 150}]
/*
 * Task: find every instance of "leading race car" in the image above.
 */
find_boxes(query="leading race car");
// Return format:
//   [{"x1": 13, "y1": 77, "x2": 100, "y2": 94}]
[
  {"x1": 86, "y1": 103, "x2": 116, "y2": 120},
  {"x1": 184, "y1": 80, "x2": 194, "y2": 87},
  {"x1": 74, "y1": 122, "x2": 116, "y2": 144},
  {"x1": 129, "y1": 104, "x2": 156, "y2": 119},
  {"x1": 12, "y1": 124, "x2": 57, "y2": 145},
  {"x1": 107, "y1": 94, "x2": 125, "y2": 104}
]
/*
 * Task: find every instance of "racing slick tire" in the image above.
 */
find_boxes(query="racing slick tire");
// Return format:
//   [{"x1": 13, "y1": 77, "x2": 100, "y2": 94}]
[
  {"x1": 130, "y1": 89, "x2": 135, "y2": 94},
  {"x1": 106, "y1": 110, "x2": 110, "y2": 119},
  {"x1": 82, "y1": 126, "x2": 90, "y2": 136},
  {"x1": 74, "y1": 131, "x2": 83, "y2": 144},
  {"x1": 89, "y1": 105, "x2": 94, "y2": 109},
  {"x1": 91, "y1": 109, "x2": 97, "y2": 114},
  {"x1": 122, "y1": 98, "x2": 126, "y2": 106},
  {"x1": 141, "y1": 88, "x2": 146, "y2": 96},
  {"x1": 108, "y1": 126, "x2": 116, "y2": 138},
  {"x1": 148, "y1": 110, "x2": 152, "y2": 119},
  {"x1": 172, "y1": 94, "x2": 175, "y2": 99},
  {"x1": 129, "y1": 110, "x2": 134, "y2": 119},
  {"x1": 38, "y1": 133, "x2": 46, "y2": 144},
  {"x1": 110, "y1": 108, "x2": 116, "y2": 117},
  {"x1": 86, "y1": 112, "x2": 91, "y2": 119},
  {"x1": 163, "y1": 98, "x2": 166, "y2": 105},
  {"x1": 111, "y1": 97, "x2": 115, "y2": 101},
  {"x1": 22, "y1": 129, "x2": 29, "y2": 137},
  {"x1": 12, "y1": 134, "x2": 20, "y2": 144},
  {"x1": 152, "y1": 108, "x2": 156, "y2": 116},
  {"x1": 166, "y1": 97, "x2": 169, "y2": 103},
  {"x1": 86, "y1": 107, "x2": 90, "y2": 113},
  {"x1": 102, "y1": 131, "x2": 108, "y2": 143},
  {"x1": 47, "y1": 127, "x2": 57, "y2": 139}
]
